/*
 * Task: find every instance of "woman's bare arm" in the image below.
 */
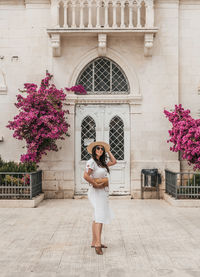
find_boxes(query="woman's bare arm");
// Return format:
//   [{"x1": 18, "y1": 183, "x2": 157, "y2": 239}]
[
  {"x1": 83, "y1": 169, "x2": 104, "y2": 189},
  {"x1": 107, "y1": 150, "x2": 117, "y2": 167}
]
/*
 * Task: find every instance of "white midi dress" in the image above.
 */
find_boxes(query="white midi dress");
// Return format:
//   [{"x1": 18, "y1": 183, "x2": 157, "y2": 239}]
[{"x1": 86, "y1": 158, "x2": 115, "y2": 224}]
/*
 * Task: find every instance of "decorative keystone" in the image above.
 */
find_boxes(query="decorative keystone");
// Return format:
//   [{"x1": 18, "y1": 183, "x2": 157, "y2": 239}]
[{"x1": 98, "y1": 34, "x2": 107, "y2": 56}]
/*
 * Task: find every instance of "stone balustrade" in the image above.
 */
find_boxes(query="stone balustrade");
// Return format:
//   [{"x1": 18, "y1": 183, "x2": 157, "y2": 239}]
[
  {"x1": 51, "y1": 0, "x2": 154, "y2": 30},
  {"x1": 48, "y1": 0, "x2": 158, "y2": 57}
]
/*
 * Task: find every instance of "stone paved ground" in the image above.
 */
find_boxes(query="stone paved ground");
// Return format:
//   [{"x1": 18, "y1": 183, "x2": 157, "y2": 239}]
[{"x1": 0, "y1": 199, "x2": 200, "y2": 277}]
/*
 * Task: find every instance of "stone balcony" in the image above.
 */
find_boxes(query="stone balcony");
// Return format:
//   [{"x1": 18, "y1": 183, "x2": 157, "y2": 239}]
[{"x1": 47, "y1": 0, "x2": 158, "y2": 57}]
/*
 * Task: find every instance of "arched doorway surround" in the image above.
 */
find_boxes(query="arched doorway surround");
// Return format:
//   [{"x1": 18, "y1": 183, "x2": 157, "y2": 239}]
[
  {"x1": 66, "y1": 48, "x2": 142, "y2": 196},
  {"x1": 68, "y1": 47, "x2": 141, "y2": 100}
]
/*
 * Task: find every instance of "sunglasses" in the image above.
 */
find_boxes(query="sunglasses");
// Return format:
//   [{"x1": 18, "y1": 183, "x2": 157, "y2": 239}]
[{"x1": 96, "y1": 146, "x2": 104, "y2": 151}]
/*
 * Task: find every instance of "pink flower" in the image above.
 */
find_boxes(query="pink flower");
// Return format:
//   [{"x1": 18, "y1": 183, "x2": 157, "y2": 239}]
[
  {"x1": 164, "y1": 104, "x2": 200, "y2": 170},
  {"x1": 6, "y1": 72, "x2": 71, "y2": 164},
  {"x1": 65, "y1": 85, "x2": 87, "y2": 95}
]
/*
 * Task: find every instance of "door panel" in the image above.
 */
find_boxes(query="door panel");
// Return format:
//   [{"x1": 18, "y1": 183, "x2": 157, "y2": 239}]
[{"x1": 75, "y1": 104, "x2": 130, "y2": 195}]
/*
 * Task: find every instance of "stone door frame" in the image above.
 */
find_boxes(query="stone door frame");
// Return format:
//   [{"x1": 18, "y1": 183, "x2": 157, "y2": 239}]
[{"x1": 75, "y1": 104, "x2": 131, "y2": 195}]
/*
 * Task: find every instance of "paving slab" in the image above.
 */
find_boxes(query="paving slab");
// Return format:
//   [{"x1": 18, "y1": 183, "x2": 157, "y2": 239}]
[{"x1": 0, "y1": 199, "x2": 200, "y2": 277}]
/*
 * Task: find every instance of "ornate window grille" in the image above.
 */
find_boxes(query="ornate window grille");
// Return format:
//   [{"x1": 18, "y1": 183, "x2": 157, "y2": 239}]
[
  {"x1": 76, "y1": 57, "x2": 130, "y2": 94},
  {"x1": 109, "y1": 116, "x2": 124, "y2": 160},
  {"x1": 81, "y1": 116, "x2": 96, "y2": 160}
]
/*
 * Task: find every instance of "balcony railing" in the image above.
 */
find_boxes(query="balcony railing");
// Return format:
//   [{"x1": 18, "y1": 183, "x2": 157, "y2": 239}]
[
  {"x1": 48, "y1": 0, "x2": 158, "y2": 57},
  {"x1": 51, "y1": 0, "x2": 155, "y2": 30}
]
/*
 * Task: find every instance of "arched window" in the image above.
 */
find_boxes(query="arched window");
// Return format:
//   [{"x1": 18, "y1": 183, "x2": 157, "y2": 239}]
[
  {"x1": 76, "y1": 57, "x2": 129, "y2": 94},
  {"x1": 109, "y1": 116, "x2": 124, "y2": 160},
  {"x1": 81, "y1": 116, "x2": 96, "y2": 160}
]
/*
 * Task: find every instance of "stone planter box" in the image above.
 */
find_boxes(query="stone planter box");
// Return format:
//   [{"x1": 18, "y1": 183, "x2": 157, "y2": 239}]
[
  {"x1": 0, "y1": 193, "x2": 44, "y2": 208},
  {"x1": 164, "y1": 192, "x2": 200, "y2": 207}
]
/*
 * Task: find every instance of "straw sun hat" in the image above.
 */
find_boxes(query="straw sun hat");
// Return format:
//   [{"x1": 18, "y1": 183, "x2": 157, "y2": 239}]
[{"x1": 87, "y1": 141, "x2": 110, "y2": 154}]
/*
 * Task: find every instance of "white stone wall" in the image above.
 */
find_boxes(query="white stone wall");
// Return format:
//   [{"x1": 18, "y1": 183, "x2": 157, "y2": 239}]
[
  {"x1": 0, "y1": 0, "x2": 51, "y2": 163},
  {"x1": 0, "y1": 0, "x2": 199, "y2": 198},
  {"x1": 179, "y1": 0, "x2": 200, "y2": 172}
]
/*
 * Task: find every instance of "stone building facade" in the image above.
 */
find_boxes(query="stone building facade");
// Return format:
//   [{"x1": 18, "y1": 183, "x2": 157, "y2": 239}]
[{"x1": 0, "y1": 0, "x2": 200, "y2": 199}]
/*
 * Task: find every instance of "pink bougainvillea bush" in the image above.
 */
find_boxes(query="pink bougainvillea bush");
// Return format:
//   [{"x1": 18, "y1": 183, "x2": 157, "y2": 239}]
[
  {"x1": 6, "y1": 72, "x2": 71, "y2": 164},
  {"x1": 65, "y1": 84, "x2": 87, "y2": 94},
  {"x1": 164, "y1": 104, "x2": 200, "y2": 170}
]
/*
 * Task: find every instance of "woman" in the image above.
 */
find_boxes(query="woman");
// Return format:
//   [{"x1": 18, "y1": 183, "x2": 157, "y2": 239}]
[{"x1": 83, "y1": 141, "x2": 117, "y2": 255}]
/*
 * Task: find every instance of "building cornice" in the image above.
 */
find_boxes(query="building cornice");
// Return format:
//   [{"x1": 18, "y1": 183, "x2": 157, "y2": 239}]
[
  {"x1": 0, "y1": 0, "x2": 50, "y2": 5},
  {"x1": 0, "y1": 0, "x2": 24, "y2": 5},
  {"x1": 155, "y1": 0, "x2": 179, "y2": 9},
  {"x1": 25, "y1": 0, "x2": 50, "y2": 4},
  {"x1": 180, "y1": 0, "x2": 200, "y2": 5},
  {"x1": 155, "y1": 0, "x2": 179, "y2": 3},
  {"x1": 155, "y1": 0, "x2": 200, "y2": 5}
]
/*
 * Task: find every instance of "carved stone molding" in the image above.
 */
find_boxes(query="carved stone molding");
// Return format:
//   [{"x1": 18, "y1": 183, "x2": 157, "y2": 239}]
[
  {"x1": 180, "y1": 0, "x2": 200, "y2": 5},
  {"x1": 25, "y1": 0, "x2": 50, "y2": 4},
  {"x1": 0, "y1": 0, "x2": 24, "y2": 5},
  {"x1": 0, "y1": 71, "x2": 7, "y2": 95},
  {"x1": 65, "y1": 92, "x2": 142, "y2": 106},
  {"x1": 155, "y1": 0, "x2": 179, "y2": 3},
  {"x1": 47, "y1": 29, "x2": 158, "y2": 57},
  {"x1": 144, "y1": 33, "x2": 154, "y2": 57},
  {"x1": 65, "y1": 93, "x2": 143, "y2": 116},
  {"x1": 50, "y1": 33, "x2": 61, "y2": 57},
  {"x1": 98, "y1": 34, "x2": 107, "y2": 56},
  {"x1": 0, "y1": 86, "x2": 7, "y2": 95}
]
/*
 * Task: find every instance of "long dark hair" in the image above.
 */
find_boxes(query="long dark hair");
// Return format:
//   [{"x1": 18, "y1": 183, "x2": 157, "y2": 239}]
[{"x1": 92, "y1": 145, "x2": 110, "y2": 173}]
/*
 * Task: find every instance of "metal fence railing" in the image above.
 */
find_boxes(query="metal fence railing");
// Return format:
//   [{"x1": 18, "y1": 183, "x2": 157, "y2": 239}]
[
  {"x1": 165, "y1": 169, "x2": 200, "y2": 199},
  {"x1": 0, "y1": 170, "x2": 42, "y2": 200}
]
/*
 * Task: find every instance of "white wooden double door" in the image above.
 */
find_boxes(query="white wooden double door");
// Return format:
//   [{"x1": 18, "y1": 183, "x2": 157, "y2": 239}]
[{"x1": 75, "y1": 104, "x2": 130, "y2": 195}]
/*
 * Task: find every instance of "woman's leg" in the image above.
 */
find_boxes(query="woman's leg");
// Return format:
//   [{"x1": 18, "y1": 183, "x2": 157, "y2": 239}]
[
  {"x1": 92, "y1": 222, "x2": 106, "y2": 246},
  {"x1": 94, "y1": 222, "x2": 102, "y2": 247},
  {"x1": 91, "y1": 220, "x2": 96, "y2": 245},
  {"x1": 100, "y1": 223, "x2": 103, "y2": 236},
  {"x1": 99, "y1": 223, "x2": 107, "y2": 247}
]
